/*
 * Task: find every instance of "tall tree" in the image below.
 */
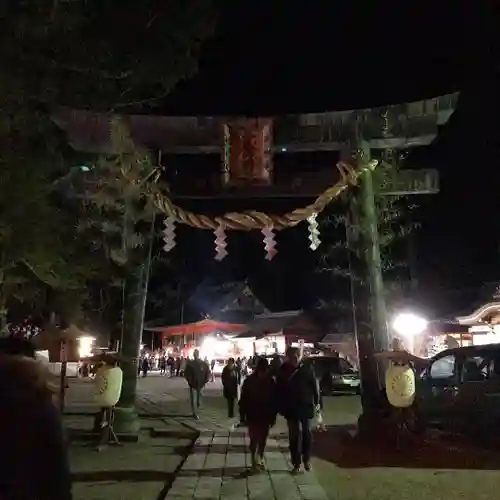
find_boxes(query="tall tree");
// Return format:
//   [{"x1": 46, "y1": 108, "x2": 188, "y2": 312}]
[
  {"x1": 0, "y1": 110, "x2": 91, "y2": 332},
  {"x1": 71, "y1": 119, "x2": 162, "y2": 433},
  {"x1": 1, "y1": 1, "x2": 216, "y2": 111},
  {"x1": 1, "y1": 1, "x2": 217, "y2": 430},
  {"x1": 315, "y1": 153, "x2": 419, "y2": 332}
]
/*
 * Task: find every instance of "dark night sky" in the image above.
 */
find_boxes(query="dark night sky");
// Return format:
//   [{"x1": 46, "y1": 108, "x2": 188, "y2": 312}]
[{"x1": 156, "y1": 2, "x2": 500, "y2": 315}]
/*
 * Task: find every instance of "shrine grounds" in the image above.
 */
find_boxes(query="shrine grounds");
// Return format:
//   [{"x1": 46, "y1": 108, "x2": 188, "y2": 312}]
[{"x1": 65, "y1": 374, "x2": 500, "y2": 500}]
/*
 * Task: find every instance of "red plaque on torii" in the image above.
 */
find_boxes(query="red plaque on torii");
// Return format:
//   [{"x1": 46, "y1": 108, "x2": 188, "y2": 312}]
[{"x1": 222, "y1": 118, "x2": 273, "y2": 187}]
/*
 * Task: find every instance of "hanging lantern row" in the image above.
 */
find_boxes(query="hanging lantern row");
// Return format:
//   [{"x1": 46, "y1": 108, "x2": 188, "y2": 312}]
[{"x1": 161, "y1": 216, "x2": 321, "y2": 261}]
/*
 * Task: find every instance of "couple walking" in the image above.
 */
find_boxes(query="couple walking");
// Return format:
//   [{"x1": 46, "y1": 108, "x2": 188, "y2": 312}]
[{"x1": 226, "y1": 347, "x2": 320, "y2": 473}]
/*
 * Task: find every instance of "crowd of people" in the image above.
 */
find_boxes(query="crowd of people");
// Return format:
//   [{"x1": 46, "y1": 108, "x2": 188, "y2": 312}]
[
  {"x1": 137, "y1": 350, "x2": 257, "y2": 380},
  {"x1": 137, "y1": 353, "x2": 188, "y2": 377},
  {"x1": 184, "y1": 347, "x2": 321, "y2": 474}
]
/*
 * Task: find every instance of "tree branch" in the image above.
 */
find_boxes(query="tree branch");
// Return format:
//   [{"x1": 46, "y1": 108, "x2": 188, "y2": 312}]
[{"x1": 19, "y1": 54, "x2": 133, "y2": 80}]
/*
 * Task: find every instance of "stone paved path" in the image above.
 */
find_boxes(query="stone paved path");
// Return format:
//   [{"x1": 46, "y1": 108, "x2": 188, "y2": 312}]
[
  {"x1": 66, "y1": 414, "x2": 194, "y2": 500},
  {"x1": 168, "y1": 429, "x2": 329, "y2": 500},
  {"x1": 64, "y1": 376, "x2": 332, "y2": 499}
]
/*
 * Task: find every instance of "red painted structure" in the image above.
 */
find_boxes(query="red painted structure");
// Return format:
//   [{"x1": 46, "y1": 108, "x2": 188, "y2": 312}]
[{"x1": 155, "y1": 319, "x2": 246, "y2": 347}]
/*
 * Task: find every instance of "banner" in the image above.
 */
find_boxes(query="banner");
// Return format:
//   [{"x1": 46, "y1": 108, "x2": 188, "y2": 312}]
[{"x1": 222, "y1": 119, "x2": 273, "y2": 186}]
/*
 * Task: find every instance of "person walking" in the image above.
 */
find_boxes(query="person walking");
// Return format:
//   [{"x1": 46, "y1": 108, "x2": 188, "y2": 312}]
[
  {"x1": 239, "y1": 357, "x2": 277, "y2": 470},
  {"x1": 167, "y1": 355, "x2": 175, "y2": 377},
  {"x1": 235, "y1": 357, "x2": 242, "y2": 384},
  {"x1": 221, "y1": 358, "x2": 239, "y2": 418},
  {"x1": 184, "y1": 349, "x2": 210, "y2": 419},
  {"x1": 141, "y1": 356, "x2": 149, "y2": 377},
  {"x1": 277, "y1": 346, "x2": 320, "y2": 474},
  {"x1": 159, "y1": 355, "x2": 167, "y2": 375},
  {"x1": 210, "y1": 358, "x2": 216, "y2": 382},
  {"x1": 270, "y1": 354, "x2": 282, "y2": 379},
  {"x1": 180, "y1": 356, "x2": 187, "y2": 377}
]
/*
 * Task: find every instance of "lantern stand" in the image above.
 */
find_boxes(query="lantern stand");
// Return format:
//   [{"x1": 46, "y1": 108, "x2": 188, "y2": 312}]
[
  {"x1": 375, "y1": 349, "x2": 430, "y2": 448},
  {"x1": 88, "y1": 353, "x2": 127, "y2": 451},
  {"x1": 95, "y1": 406, "x2": 121, "y2": 452}
]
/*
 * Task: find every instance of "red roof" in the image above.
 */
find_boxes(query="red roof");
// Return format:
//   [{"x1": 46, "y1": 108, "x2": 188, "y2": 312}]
[{"x1": 158, "y1": 319, "x2": 246, "y2": 337}]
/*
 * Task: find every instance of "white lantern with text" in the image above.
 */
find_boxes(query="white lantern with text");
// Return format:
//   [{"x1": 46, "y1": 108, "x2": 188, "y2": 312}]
[
  {"x1": 94, "y1": 365, "x2": 123, "y2": 408},
  {"x1": 385, "y1": 363, "x2": 416, "y2": 408}
]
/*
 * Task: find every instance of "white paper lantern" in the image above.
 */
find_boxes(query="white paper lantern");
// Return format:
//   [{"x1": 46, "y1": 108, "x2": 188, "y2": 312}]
[
  {"x1": 94, "y1": 366, "x2": 123, "y2": 408},
  {"x1": 385, "y1": 363, "x2": 415, "y2": 408}
]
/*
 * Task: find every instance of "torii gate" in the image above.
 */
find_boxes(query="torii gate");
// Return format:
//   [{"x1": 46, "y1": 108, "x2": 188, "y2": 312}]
[{"x1": 53, "y1": 91, "x2": 458, "y2": 421}]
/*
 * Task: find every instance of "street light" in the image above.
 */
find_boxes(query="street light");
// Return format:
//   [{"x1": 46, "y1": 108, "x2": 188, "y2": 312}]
[
  {"x1": 78, "y1": 336, "x2": 96, "y2": 358},
  {"x1": 392, "y1": 312, "x2": 428, "y2": 355},
  {"x1": 392, "y1": 312, "x2": 428, "y2": 337}
]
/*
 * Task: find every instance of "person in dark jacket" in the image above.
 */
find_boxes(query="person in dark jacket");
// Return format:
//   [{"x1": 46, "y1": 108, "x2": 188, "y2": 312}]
[
  {"x1": 221, "y1": 358, "x2": 239, "y2": 418},
  {"x1": 159, "y1": 355, "x2": 167, "y2": 375},
  {"x1": 270, "y1": 354, "x2": 282, "y2": 379},
  {"x1": 235, "y1": 357, "x2": 242, "y2": 383},
  {"x1": 276, "y1": 346, "x2": 319, "y2": 474},
  {"x1": 184, "y1": 349, "x2": 210, "y2": 419},
  {"x1": 210, "y1": 358, "x2": 216, "y2": 382},
  {"x1": 0, "y1": 337, "x2": 72, "y2": 500},
  {"x1": 239, "y1": 357, "x2": 277, "y2": 470},
  {"x1": 141, "y1": 356, "x2": 149, "y2": 377}
]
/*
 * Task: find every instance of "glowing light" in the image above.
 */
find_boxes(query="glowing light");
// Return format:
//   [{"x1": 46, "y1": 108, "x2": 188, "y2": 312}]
[
  {"x1": 78, "y1": 336, "x2": 96, "y2": 358},
  {"x1": 392, "y1": 313, "x2": 428, "y2": 337},
  {"x1": 200, "y1": 336, "x2": 217, "y2": 359}
]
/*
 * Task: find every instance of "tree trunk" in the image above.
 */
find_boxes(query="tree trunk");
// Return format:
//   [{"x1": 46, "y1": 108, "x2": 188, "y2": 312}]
[
  {"x1": 113, "y1": 218, "x2": 154, "y2": 436},
  {"x1": 347, "y1": 140, "x2": 390, "y2": 431}
]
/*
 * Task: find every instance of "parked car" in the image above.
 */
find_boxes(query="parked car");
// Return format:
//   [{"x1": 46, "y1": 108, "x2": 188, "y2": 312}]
[
  {"x1": 306, "y1": 355, "x2": 360, "y2": 394},
  {"x1": 417, "y1": 344, "x2": 500, "y2": 435}
]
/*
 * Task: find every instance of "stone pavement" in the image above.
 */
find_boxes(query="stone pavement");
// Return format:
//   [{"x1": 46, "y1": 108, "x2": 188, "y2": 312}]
[
  {"x1": 66, "y1": 413, "x2": 196, "y2": 500},
  {"x1": 169, "y1": 428, "x2": 329, "y2": 500},
  {"x1": 64, "y1": 376, "x2": 330, "y2": 499},
  {"x1": 65, "y1": 409, "x2": 329, "y2": 500},
  {"x1": 63, "y1": 377, "x2": 223, "y2": 500}
]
